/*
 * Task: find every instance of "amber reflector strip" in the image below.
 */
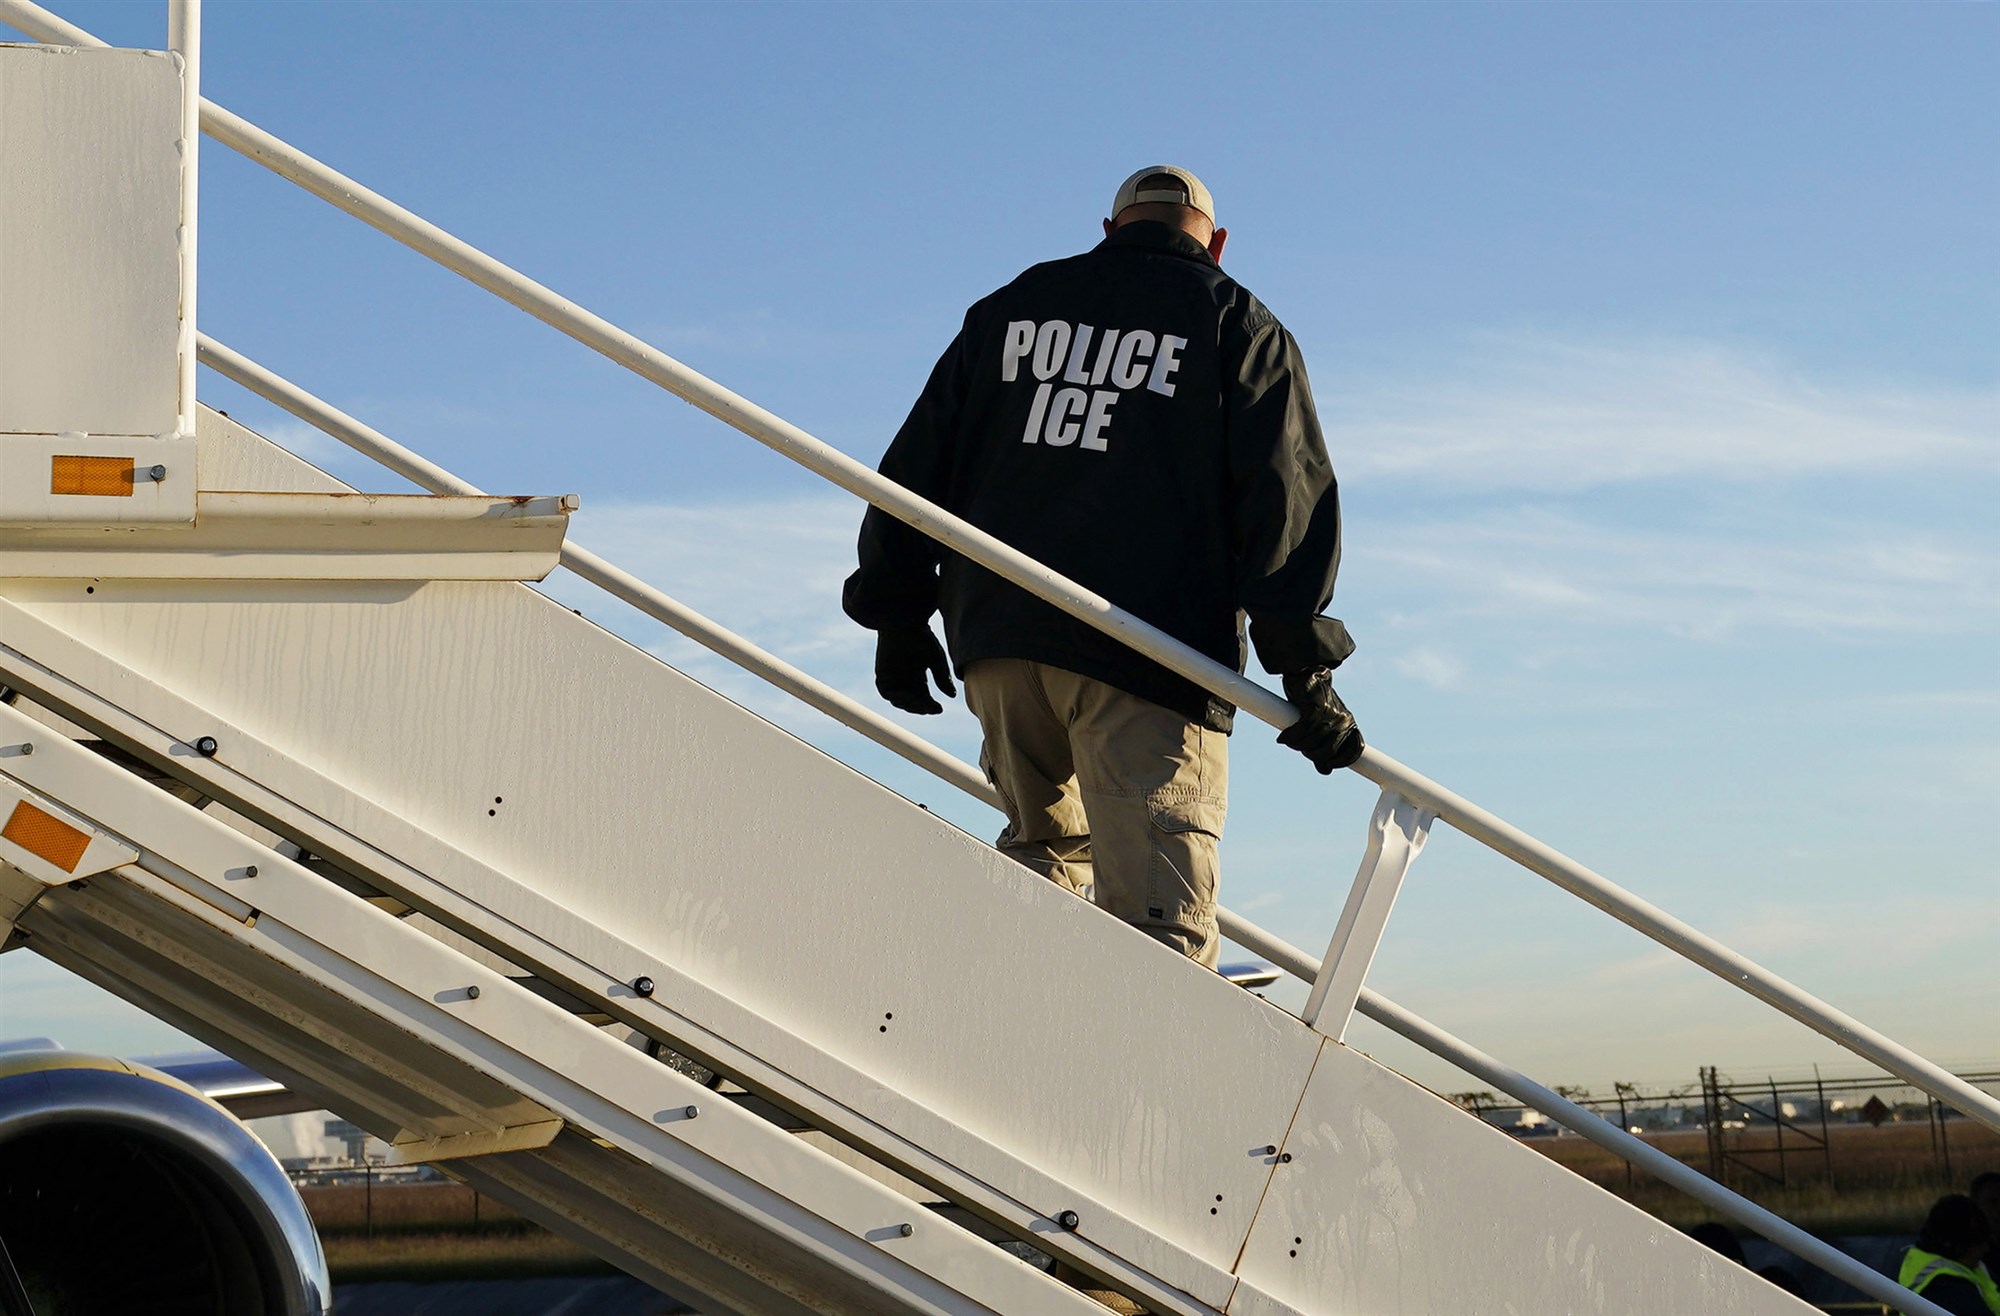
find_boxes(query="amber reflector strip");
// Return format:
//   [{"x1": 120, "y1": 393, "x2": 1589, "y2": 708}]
[
  {"x1": 50, "y1": 455, "x2": 135, "y2": 497},
  {"x1": 1, "y1": 800, "x2": 92, "y2": 874}
]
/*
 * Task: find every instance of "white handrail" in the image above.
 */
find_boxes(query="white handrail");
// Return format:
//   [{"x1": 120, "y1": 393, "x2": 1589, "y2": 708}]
[
  {"x1": 12, "y1": 0, "x2": 1989, "y2": 1134},
  {"x1": 1214, "y1": 910, "x2": 1952, "y2": 1316}
]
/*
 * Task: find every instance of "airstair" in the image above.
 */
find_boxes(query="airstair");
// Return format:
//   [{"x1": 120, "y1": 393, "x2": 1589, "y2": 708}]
[{"x1": 1, "y1": 7, "x2": 1993, "y2": 1315}]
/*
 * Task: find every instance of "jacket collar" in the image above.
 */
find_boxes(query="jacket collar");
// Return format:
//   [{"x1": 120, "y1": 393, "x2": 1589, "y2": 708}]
[{"x1": 1097, "y1": 220, "x2": 1216, "y2": 266}]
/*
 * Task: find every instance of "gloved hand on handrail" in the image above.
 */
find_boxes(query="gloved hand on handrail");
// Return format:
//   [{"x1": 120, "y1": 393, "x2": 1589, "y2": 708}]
[
  {"x1": 874, "y1": 625, "x2": 956, "y2": 715},
  {"x1": 1276, "y1": 667, "x2": 1364, "y2": 773}
]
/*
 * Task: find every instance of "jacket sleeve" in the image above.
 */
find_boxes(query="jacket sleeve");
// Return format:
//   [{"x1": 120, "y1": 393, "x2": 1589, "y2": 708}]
[
  {"x1": 1226, "y1": 313, "x2": 1355, "y2": 676},
  {"x1": 841, "y1": 318, "x2": 973, "y2": 632}
]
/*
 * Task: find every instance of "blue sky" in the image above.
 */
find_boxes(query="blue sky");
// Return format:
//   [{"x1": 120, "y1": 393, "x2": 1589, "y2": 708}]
[{"x1": 2, "y1": 1, "x2": 1994, "y2": 1100}]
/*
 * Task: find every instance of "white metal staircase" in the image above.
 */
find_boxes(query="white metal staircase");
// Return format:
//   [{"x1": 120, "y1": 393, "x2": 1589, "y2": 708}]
[
  {"x1": 1, "y1": 6, "x2": 1991, "y2": 1314},
  {"x1": 0, "y1": 408, "x2": 1816, "y2": 1316}
]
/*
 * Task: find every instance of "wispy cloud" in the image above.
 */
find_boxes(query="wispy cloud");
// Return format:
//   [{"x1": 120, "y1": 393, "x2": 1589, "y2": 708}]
[
  {"x1": 1392, "y1": 645, "x2": 1468, "y2": 691},
  {"x1": 1859, "y1": 689, "x2": 2000, "y2": 711},
  {"x1": 639, "y1": 308, "x2": 903, "y2": 365},
  {"x1": 539, "y1": 335, "x2": 1998, "y2": 677},
  {"x1": 1328, "y1": 333, "x2": 1999, "y2": 490},
  {"x1": 559, "y1": 495, "x2": 862, "y2": 657},
  {"x1": 1718, "y1": 895, "x2": 2000, "y2": 965},
  {"x1": 644, "y1": 309, "x2": 787, "y2": 355},
  {"x1": 537, "y1": 495, "x2": 984, "y2": 748},
  {"x1": 1360, "y1": 510, "x2": 2000, "y2": 641},
  {"x1": 255, "y1": 418, "x2": 348, "y2": 469},
  {"x1": 541, "y1": 476, "x2": 1997, "y2": 743}
]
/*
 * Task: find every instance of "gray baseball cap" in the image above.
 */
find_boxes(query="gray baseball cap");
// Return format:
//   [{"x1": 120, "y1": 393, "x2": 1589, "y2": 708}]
[{"x1": 1111, "y1": 165, "x2": 1215, "y2": 223}]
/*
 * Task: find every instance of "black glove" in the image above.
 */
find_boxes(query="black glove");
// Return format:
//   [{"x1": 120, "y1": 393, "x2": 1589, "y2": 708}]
[
  {"x1": 874, "y1": 625, "x2": 956, "y2": 715},
  {"x1": 1276, "y1": 668, "x2": 1364, "y2": 773}
]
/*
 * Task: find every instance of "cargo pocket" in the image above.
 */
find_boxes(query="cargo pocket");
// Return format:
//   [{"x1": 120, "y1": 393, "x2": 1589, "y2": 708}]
[
  {"x1": 1143, "y1": 792, "x2": 1223, "y2": 923},
  {"x1": 1148, "y1": 793, "x2": 1224, "y2": 841}
]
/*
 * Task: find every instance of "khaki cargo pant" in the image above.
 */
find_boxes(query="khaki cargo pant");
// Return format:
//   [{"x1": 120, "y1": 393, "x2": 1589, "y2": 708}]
[{"x1": 963, "y1": 659, "x2": 1225, "y2": 968}]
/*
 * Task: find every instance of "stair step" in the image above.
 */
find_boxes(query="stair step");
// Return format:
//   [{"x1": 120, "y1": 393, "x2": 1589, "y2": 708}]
[
  {"x1": 79, "y1": 739, "x2": 210, "y2": 808},
  {"x1": 290, "y1": 850, "x2": 415, "y2": 919},
  {"x1": 509, "y1": 973, "x2": 613, "y2": 1025}
]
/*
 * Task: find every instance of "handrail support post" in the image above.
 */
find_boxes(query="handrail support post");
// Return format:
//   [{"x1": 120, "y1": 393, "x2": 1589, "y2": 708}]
[{"x1": 1301, "y1": 789, "x2": 1433, "y2": 1041}]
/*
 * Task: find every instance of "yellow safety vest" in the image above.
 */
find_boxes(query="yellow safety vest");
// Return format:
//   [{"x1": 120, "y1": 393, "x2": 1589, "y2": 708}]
[{"x1": 1899, "y1": 1245, "x2": 2000, "y2": 1315}]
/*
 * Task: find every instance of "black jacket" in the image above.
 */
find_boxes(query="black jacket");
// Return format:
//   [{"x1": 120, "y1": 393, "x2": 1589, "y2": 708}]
[{"x1": 842, "y1": 221, "x2": 1352, "y2": 732}]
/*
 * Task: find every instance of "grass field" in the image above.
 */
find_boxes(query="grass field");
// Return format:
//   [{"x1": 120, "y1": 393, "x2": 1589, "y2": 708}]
[
  {"x1": 1523, "y1": 1119, "x2": 1998, "y2": 1235},
  {"x1": 311, "y1": 1120, "x2": 1998, "y2": 1282},
  {"x1": 306, "y1": 1184, "x2": 613, "y2": 1281},
  {"x1": 321, "y1": 1225, "x2": 614, "y2": 1283}
]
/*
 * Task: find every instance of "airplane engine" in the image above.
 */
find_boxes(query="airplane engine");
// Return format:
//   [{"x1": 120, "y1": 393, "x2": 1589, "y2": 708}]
[{"x1": 0, "y1": 1051, "x2": 331, "y2": 1316}]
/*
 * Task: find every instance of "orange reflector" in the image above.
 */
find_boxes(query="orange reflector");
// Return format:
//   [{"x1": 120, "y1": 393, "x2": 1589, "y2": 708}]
[
  {"x1": 50, "y1": 455, "x2": 135, "y2": 497},
  {"x1": 1, "y1": 800, "x2": 92, "y2": 873}
]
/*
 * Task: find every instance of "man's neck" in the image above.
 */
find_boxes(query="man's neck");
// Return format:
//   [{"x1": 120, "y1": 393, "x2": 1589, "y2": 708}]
[{"x1": 1101, "y1": 220, "x2": 1214, "y2": 262}]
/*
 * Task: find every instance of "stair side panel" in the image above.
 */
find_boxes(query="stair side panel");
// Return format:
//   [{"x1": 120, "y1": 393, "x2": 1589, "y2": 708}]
[{"x1": 1230, "y1": 1039, "x2": 1816, "y2": 1314}]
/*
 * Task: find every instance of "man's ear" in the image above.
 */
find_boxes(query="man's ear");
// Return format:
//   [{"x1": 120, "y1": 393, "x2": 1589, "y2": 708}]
[
  {"x1": 1208, "y1": 226, "x2": 1228, "y2": 263},
  {"x1": 1103, "y1": 218, "x2": 1116, "y2": 238}
]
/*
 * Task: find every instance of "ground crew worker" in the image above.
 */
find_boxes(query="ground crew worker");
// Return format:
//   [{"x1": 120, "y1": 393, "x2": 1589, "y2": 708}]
[
  {"x1": 842, "y1": 165, "x2": 1362, "y2": 972},
  {"x1": 1973, "y1": 1172, "x2": 2000, "y2": 1275},
  {"x1": 1900, "y1": 1195, "x2": 2000, "y2": 1316}
]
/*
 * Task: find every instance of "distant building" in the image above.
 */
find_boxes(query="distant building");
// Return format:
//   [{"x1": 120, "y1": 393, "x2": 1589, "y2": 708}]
[{"x1": 1484, "y1": 1108, "x2": 1558, "y2": 1137}]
